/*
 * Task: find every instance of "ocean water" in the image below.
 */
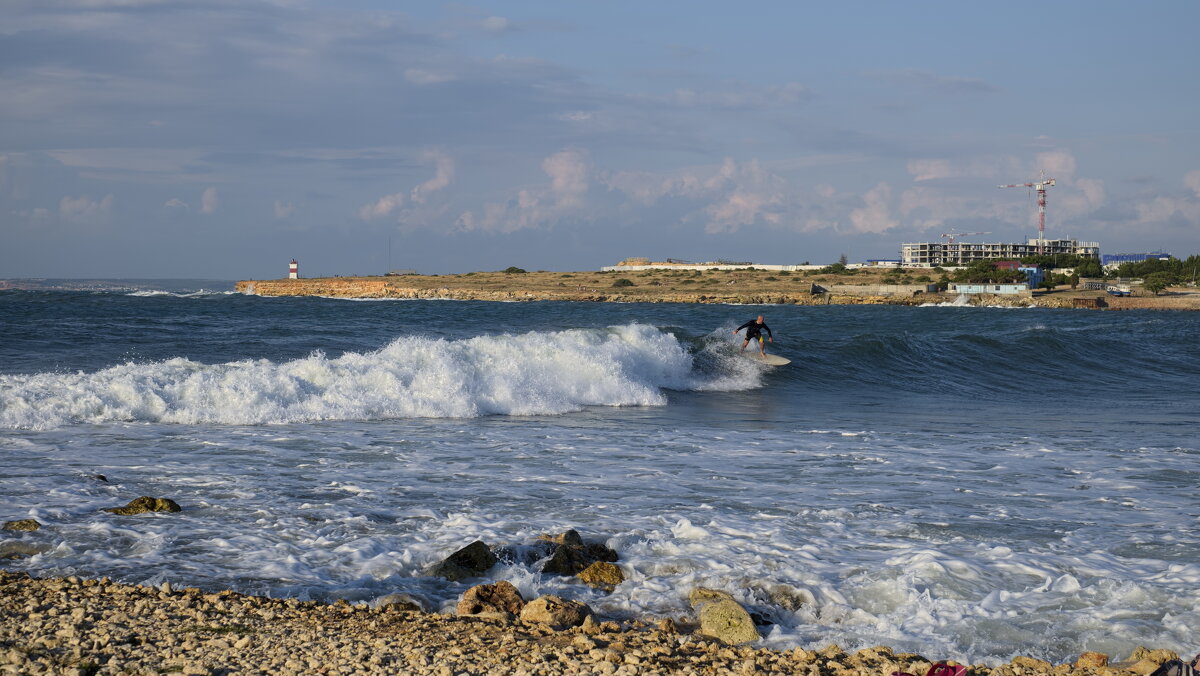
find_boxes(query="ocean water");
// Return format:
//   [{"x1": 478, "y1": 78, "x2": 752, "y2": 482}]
[{"x1": 2, "y1": 283, "x2": 1198, "y2": 665}]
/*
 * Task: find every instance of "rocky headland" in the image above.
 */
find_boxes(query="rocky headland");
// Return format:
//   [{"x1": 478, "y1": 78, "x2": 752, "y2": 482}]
[{"x1": 234, "y1": 270, "x2": 1200, "y2": 310}]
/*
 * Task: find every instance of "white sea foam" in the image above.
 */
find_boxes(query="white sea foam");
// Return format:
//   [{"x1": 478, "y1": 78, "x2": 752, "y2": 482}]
[
  {"x1": 0, "y1": 324, "x2": 758, "y2": 430},
  {"x1": 126, "y1": 289, "x2": 235, "y2": 297}
]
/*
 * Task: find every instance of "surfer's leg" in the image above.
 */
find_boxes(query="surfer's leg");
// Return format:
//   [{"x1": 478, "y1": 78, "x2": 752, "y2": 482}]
[
  {"x1": 740, "y1": 338, "x2": 749, "y2": 352},
  {"x1": 758, "y1": 336, "x2": 766, "y2": 356}
]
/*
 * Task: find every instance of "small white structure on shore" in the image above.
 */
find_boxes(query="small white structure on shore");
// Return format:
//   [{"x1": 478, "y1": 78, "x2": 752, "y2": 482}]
[{"x1": 289, "y1": 259, "x2": 299, "y2": 279}]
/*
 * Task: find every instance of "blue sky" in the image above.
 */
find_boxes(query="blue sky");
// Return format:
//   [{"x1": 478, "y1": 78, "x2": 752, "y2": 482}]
[{"x1": 2, "y1": 1, "x2": 1198, "y2": 278}]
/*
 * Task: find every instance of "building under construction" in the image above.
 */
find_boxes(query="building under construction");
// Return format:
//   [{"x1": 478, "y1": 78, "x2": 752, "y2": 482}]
[{"x1": 900, "y1": 237, "x2": 1100, "y2": 267}]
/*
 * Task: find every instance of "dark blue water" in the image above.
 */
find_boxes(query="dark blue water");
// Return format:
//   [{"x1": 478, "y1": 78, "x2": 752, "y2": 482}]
[{"x1": 1, "y1": 285, "x2": 1198, "y2": 663}]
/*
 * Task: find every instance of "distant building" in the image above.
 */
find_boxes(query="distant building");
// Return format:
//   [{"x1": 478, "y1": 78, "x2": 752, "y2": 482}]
[
  {"x1": 1020, "y1": 266, "x2": 1045, "y2": 289},
  {"x1": 948, "y1": 282, "x2": 1031, "y2": 295},
  {"x1": 1101, "y1": 252, "x2": 1171, "y2": 268},
  {"x1": 901, "y1": 238, "x2": 1100, "y2": 266}
]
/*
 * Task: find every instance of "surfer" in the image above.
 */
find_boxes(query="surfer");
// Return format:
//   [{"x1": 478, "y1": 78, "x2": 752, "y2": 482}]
[{"x1": 733, "y1": 315, "x2": 773, "y2": 357}]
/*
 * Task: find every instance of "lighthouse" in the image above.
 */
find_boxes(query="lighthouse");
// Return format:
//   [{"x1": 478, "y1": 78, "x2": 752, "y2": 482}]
[{"x1": 289, "y1": 259, "x2": 299, "y2": 279}]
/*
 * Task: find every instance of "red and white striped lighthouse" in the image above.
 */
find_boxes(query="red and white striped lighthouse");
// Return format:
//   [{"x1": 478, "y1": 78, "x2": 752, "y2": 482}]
[{"x1": 288, "y1": 259, "x2": 299, "y2": 279}]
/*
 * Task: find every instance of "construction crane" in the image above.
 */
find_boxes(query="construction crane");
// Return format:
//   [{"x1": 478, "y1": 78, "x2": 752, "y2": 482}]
[
  {"x1": 940, "y1": 231, "x2": 990, "y2": 245},
  {"x1": 999, "y1": 171, "x2": 1056, "y2": 255}
]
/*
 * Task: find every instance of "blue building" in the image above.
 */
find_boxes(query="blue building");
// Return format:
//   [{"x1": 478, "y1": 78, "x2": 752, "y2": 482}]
[
  {"x1": 1019, "y1": 266, "x2": 1045, "y2": 289},
  {"x1": 1102, "y1": 252, "x2": 1171, "y2": 267}
]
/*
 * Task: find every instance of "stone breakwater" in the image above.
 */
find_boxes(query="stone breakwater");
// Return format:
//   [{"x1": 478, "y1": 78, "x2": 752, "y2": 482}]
[{"x1": 0, "y1": 570, "x2": 1190, "y2": 676}]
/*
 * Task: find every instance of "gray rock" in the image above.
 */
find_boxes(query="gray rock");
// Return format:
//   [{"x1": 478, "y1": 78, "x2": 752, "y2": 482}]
[{"x1": 2, "y1": 519, "x2": 41, "y2": 532}]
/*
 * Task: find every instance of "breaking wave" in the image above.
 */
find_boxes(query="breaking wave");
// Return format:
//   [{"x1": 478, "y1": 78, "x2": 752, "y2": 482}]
[{"x1": 0, "y1": 324, "x2": 760, "y2": 430}]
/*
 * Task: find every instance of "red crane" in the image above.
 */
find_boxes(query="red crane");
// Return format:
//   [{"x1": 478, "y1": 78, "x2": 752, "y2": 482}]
[{"x1": 999, "y1": 171, "x2": 1056, "y2": 255}]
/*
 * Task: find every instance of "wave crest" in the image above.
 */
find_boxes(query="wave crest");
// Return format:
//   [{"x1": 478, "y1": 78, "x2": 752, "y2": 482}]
[{"x1": 0, "y1": 324, "x2": 755, "y2": 430}]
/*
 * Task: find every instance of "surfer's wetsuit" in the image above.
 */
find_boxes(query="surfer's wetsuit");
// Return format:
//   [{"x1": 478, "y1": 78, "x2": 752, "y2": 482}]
[{"x1": 736, "y1": 319, "x2": 772, "y2": 342}]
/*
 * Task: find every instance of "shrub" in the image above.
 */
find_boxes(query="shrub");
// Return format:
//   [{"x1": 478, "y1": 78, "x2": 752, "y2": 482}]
[
  {"x1": 1143, "y1": 272, "x2": 1173, "y2": 295},
  {"x1": 612, "y1": 278, "x2": 636, "y2": 287},
  {"x1": 503, "y1": 266, "x2": 527, "y2": 274},
  {"x1": 764, "y1": 276, "x2": 779, "y2": 281}
]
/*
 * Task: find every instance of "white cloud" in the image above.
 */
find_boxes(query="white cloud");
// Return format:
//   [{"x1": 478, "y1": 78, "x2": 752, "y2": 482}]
[
  {"x1": 906, "y1": 155, "x2": 1027, "y2": 182},
  {"x1": 164, "y1": 198, "x2": 188, "y2": 209},
  {"x1": 901, "y1": 149, "x2": 1111, "y2": 234},
  {"x1": 898, "y1": 185, "x2": 1009, "y2": 232},
  {"x1": 360, "y1": 151, "x2": 456, "y2": 220},
  {"x1": 543, "y1": 148, "x2": 589, "y2": 208},
  {"x1": 849, "y1": 183, "x2": 897, "y2": 234},
  {"x1": 1036, "y1": 150, "x2": 1076, "y2": 180},
  {"x1": 704, "y1": 189, "x2": 783, "y2": 234},
  {"x1": 200, "y1": 187, "x2": 218, "y2": 214},
  {"x1": 59, "y1": 193, "x2": 113, "y2": 223},
  {"x1": 274, "y1": 200, "x2": 296, "y2": 219},
  {"x1": 907, "y1": 159, "x2": 955, "y2": 182},
  {"x1": 410, "y1": 151, "x2": 455, "y2": 204},
  {"x1": 605, "y1": 157, "x2": 788, "y2": 233},
  {"x1": 482, "y1": 16, "x2": 516, "y2": 33},
  {"x1": 1134, "y1": 171, "x2": 1200, "y2": 227},
  {"x1": 359, "y1": 192, "x2": 404, "y2": 220},
  {"x1": 457, "y1": 148, "x2": 592, "y2": 232},
  {"x1": 1056, "y1": 178, "x2": 1106, "y2": 220},
  {"x1": 1185, "y1": 170, "x2": 1200, "y2": 198}
]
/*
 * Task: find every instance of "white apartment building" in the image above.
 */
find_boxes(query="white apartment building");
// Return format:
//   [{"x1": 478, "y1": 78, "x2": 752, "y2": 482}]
[{"x1": 900, "y1": 238, "x2": 1100, "y2": 267}]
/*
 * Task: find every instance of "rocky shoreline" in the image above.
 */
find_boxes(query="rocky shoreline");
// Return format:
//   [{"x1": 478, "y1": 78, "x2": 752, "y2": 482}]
[
  {"x1": 233, "y1": 274, "x2": 1200, "y2": 311},
  {"x1": 1, "y1": 569, "x2": 1190, "y2": 676},
  {"x1": 4, "y1": 515, "x2": 1193, "y2": 675},
  {"x1": 5, "y1": 518, "x2": 1191, "y2": 674}
]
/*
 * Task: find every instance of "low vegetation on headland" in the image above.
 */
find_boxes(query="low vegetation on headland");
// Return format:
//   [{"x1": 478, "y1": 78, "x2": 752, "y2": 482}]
[{"x1": 237, "y1": 256, "x2": 1200, "y2": 310}]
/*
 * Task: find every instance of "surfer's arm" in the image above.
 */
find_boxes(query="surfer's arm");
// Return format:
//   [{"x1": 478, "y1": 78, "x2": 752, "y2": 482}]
[
  {"x1": 763, "y1": 325, "x2": 773, "y2": 339},
  {"x1": 734, "y1": 321, "x2": 753, "y2": 333}
]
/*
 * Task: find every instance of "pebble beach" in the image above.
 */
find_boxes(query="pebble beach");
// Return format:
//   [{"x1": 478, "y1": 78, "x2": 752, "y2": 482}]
[{"x1": 0, "y1": 570, "x2": 1188, "y2": 676}]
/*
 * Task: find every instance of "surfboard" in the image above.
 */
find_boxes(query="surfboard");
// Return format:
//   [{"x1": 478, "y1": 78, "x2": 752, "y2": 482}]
[{"x1": 744, "y1": 353, "x2": 790, "y2": 366}]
